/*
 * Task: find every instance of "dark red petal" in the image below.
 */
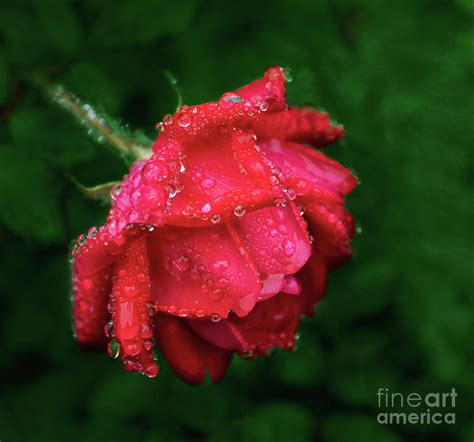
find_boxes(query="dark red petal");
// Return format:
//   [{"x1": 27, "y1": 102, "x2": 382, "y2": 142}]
[
  {"x1": 253, "y1": 107, "x2": 344, "y2": 147},
  {"x1": 302, "y1": 199, "x2": 355, "y2": 270},
  {"x1": 297, "y1": 252, "x2": 328, "y2": 316},
  {"x1": 148, "y1": 223, "x2": 262, "y2": 319},
  {"x1": 72, "y1": 264, "x2": 111, "y2": 351},
  {"x1": 234, "y1": 204, "x2": 311, "y2": 277},
  {"x1": 189, "y1": 292, "x2": 302, "y2": 356},
  {"x1": 109, "y1": 237, "x2": 158, "y2": 378},
  {"x1": 154, "y1": 313, "x2": 232, "y2": 384}
]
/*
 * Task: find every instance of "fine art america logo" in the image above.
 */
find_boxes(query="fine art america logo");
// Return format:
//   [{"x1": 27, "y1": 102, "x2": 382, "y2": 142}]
[{"x1": 377, "y1": 388, "x2": 457, "y2": 425}]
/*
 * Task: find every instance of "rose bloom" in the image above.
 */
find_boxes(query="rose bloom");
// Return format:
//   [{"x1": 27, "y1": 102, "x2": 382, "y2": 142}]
[{"x1": 71, "y1": 67, "x2": 357, "y2": 384}]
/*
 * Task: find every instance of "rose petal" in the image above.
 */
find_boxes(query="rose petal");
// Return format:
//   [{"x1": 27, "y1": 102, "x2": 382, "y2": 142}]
[
  {"x1": 302, "y1": 199, "x2": 355, "y2": 270},
  {"x1": 297, "y1": 252, "x2": 328, "y2": 315},
  {"x1": 155, "y1": 66, "x2": 287, "y2": 138},
  {"x1": 108, "y1": 237, "x2": 158, "y2": 377},
  {"x1": 154, "y1": 313, "x2": 231, "y2": 384},
  {"x1": 253, "y1": 107, "x2": 344, "y2": 147},
  {"x1": 165, "y1": 130, "x2": 277, "y2": 226},
  {"x1": 148, "y1": 223, "x2": 262, "y2": 319},
  {"x1": 234, "y1": 204, "x2": 311, "y2": 276},
  {"x1": 261, "y1": 138, "x2": 357, "y2": 198},
  {"x1": 72, "y1": 263, "x2": 112, "y2": 351},
  {"x1": 189, "y1": 292, "x2": 302, "y2": 356},
  {"x1": 72, "y1": 139, "x2": 183, "y2": 276}
]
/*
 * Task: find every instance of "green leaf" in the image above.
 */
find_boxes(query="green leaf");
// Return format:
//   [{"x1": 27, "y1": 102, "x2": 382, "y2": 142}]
[
  {"x1": 0, "y1": 6, "x2": 52, "y2": 65},
  {"x1": 71, "y1": 178, "x2": 118, "y2": 204},
  {"x1": 0, "y1": 57, "x2": 12, "y2": 103},
  {"x1": 90, "y1": 0, "x2": 197, "y2": 47},
  {"x1": 0, "y1": 146, "x2": 65, "y2": 243},
  {"x1": 34, "y1": 0, "x2": 82, "y2": 55},
  {"x1": 8, "y1": 107, "x2": 97, "y2": 168},
  {"x1": 60, "y1": 62, "x2": 121, "y2": 113},
  {"x1": 323, "y1": 414, "x2": 402, "y2": 442}
]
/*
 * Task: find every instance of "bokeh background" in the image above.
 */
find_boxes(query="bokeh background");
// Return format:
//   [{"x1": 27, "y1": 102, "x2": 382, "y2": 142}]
[{"x1": 0, "y1": 0, "x2": 473, "y2": 441}]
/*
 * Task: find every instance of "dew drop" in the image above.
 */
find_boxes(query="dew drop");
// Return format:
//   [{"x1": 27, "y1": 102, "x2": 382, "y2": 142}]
[
  {"x1": 201, "y1": 177, "x2": 216, "y2": 189},
  {"x1": 233, "y1": 205, "x2": 245, "y2": 217},
  {"x1": 174, "y1": 255, "x2": 191, "y2": 272},
  {"x1": 283, "y1": 239, "x2": 296, "y2": 256},
  {"x1": 283, "y1": 67, "x2": 293, "y2": 83},
  {"x1": 177, "y1": 113, "x2": 191, "y2": 128},
  {"x1": 211, "y1": 214, "x2": 221, "y2": 224},
  {"x1": 220, "y1": 92, "x2": 243, "y2": 103},
  {"x1": 286, "y1": 189, "x2": 297, "y2": 200},
  {"x1": 107, "y1": 339, "x2": 120, "y2": 359},
  {"x1": 211, "y1": 313, "x2": 222, "y2": 323},
  {"x1": 141, "y1": 161, "x2": 169, "y2": 184},
  {"x1": 201, "y1": 203, "x2": 212, "y2": 214}
]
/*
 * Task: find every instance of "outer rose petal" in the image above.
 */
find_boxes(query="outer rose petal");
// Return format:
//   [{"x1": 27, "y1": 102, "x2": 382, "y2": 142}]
[
  {"x1": 108, "y1": 237, "x2": 158, "y2": 377},
  {"x1": 261, "y1": 139, "x2": 357, "y2": 198},
  {"x1": 156, "y1": 66, "x2": 287, "y2": 138},
  {"x1": 234, "y1": 66, "x2": 287, "y2": 108},
  {"x1": 148, "y1": 223, "x2": 262, "y2": 319},
  {"x1": 72, "y1": 139, "x2": 183, "y2": 275},
  {"x1": 253, "y1": 107, "x2": 344, "y2": 147},
  {"x1": 72, "y1": 264, "x2": 112, "y2": 351},
  {"x1": 297, "y1": 252, "x2": 328, "y2": 316},
  {"x1": 154, "y1": 313, "x2": 231, "y2": 384},
  {"x1": 302, "y1": 200, "x2": 355, "y2": 270},
  {"x1": 189, "y1": 256, "x2": 328, "y2": 355},
  {"x1": 189, "y1": 292, "x2": 302, "y2": 356}
]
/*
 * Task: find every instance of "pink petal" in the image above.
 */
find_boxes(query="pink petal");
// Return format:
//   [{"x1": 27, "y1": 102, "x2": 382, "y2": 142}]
[{"x1": 261, "y1": 138, "x2": 357, "y2": 197}]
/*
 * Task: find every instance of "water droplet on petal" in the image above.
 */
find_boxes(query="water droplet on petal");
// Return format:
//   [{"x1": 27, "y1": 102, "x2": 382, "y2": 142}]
[
  {"x1": 201, "y1": 178, "x2": 216, "y2": 189},
  {"x1": 286, "y1": 189, "x2": 297, "y2": 200},
  {"x1": 201, "y1": 203, "x2": 212, "y2": 214},
  {"x1": 283, "y1": 67, "x2": 293, "y2": 83},
  {"x1": 220, "y1": 92, "x2": 243, "y2": 105},
  {"x1": 233, "y1": 205, "x2": 245, "y2": 217},
  {"x1": 211, "y1": 313, "x2": 222, "y2": 323},
  {"x1": 177, "y1": 113, "x2": 191, "y2": 128},
  {"x1": 107, "y1": 339, "x2": 120, "y2": 359},
  {"x1": 174, "y1": 255, "x2": 191, "y2": 272}
]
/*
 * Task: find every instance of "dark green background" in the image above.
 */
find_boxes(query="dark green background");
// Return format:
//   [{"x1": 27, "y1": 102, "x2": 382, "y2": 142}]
[{"x1": 0, "y1": 0, "x2": 472, "y2": 441}]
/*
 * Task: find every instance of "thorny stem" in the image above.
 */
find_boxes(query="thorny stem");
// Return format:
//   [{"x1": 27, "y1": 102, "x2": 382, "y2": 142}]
[{"x1": 25, "y1": 71, "x2": 152, "y2": 161}]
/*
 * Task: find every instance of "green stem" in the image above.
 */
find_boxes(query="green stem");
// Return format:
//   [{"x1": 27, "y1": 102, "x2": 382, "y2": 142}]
[{"x1": 25, "y1": 71, "x2": 152, "y2": 161}]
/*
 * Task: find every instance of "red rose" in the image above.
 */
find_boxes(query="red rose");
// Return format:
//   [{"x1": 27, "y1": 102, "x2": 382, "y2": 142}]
[{"x1": 71, "y1": 67, "x2": 357, "y2": 384}]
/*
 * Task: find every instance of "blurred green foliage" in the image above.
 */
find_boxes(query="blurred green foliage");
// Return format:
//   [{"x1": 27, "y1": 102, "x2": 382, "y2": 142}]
[{"x1": 0, "y1": 0, "x2": 473, "y2": 441}]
